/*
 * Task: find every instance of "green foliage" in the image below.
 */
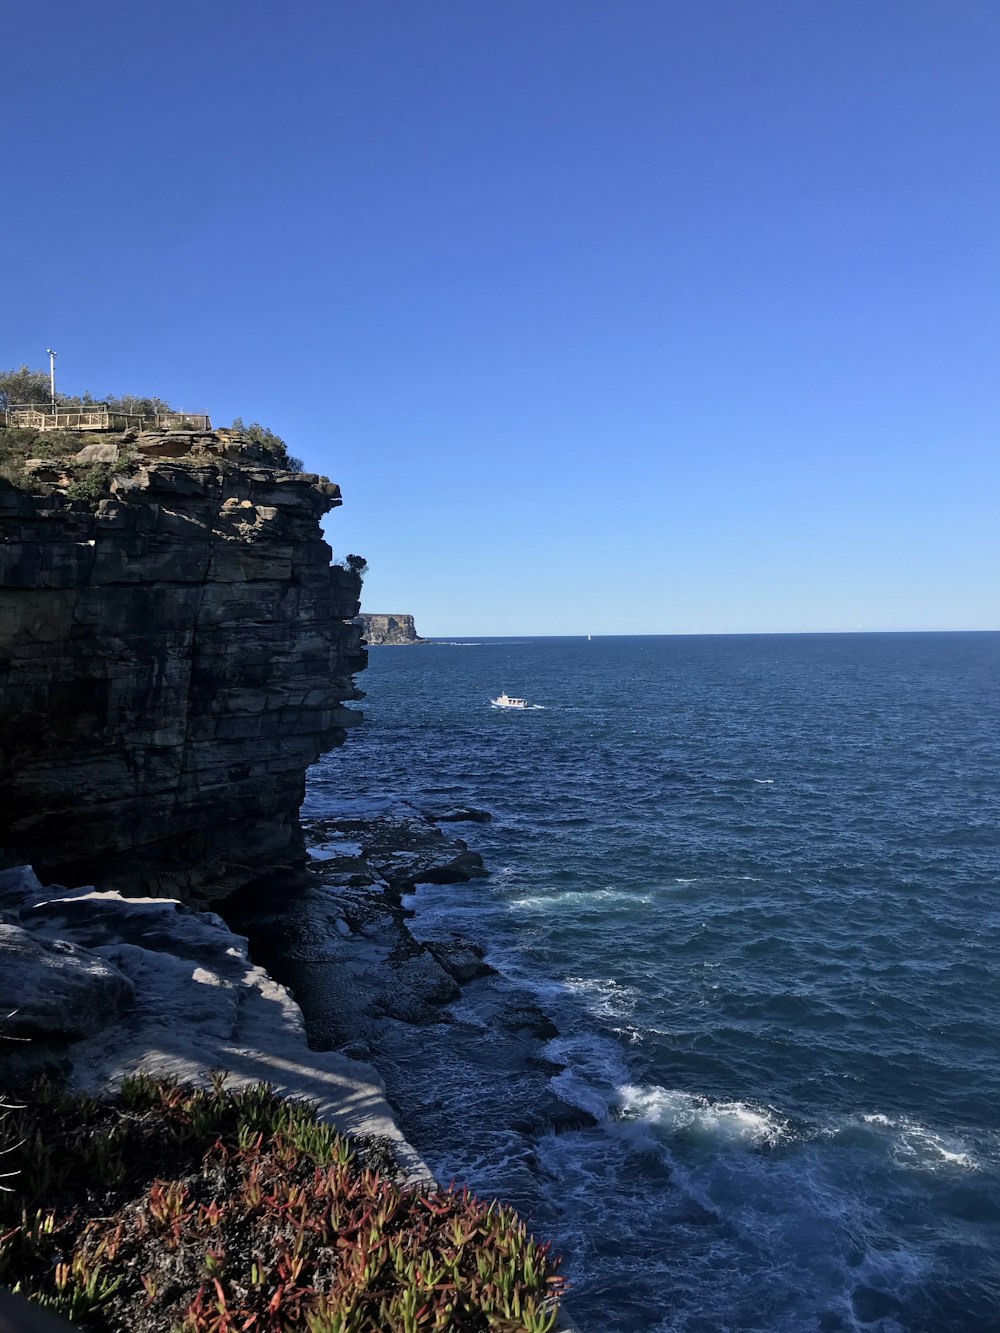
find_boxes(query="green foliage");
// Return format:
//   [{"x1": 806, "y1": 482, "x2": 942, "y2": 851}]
[
  {"x1": 0, "y1": 1075, "x2": 566, "y2": 1332},
  {"x1": 0, "y1": 429, "x2": 81, "y2": 486},
  {"x1": 231, "y1": 417, "x2": 304, "y2": 472},
  {"x1": 0, "y1": 365, "x2": 51, "y2": 409},
  {"x1": 0, "y1": 369, "x2": 170, "y2": 417},
  {"x1": 341, "y1": 554, "x2": 369, "y2": 579},
  {"x1": 3, "y1": 366, "x2": 309, "y2": 471},
  {"x1": 65, "y1": 462, "x2": 115, "y2": 505},
  {"x1": 103, "y1": 394, "x2": 173, "y2": 418}
]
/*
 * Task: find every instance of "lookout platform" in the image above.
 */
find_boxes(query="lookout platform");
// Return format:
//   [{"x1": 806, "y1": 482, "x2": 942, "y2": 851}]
[{"x1": 2, "y1": 405, "x2": 211, "y2": 432}]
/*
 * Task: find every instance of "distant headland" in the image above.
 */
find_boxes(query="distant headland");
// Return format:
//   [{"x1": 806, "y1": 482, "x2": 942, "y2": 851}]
[{"x1": 355, "y1": 612, "x2": 425, "y2": 646}]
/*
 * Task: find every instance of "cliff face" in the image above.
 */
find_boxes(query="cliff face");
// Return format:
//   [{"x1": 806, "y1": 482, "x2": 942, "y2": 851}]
[
  {"x1": 356, "y1": 613, "x2": 424, "y2": 646},
  {"x1": 0, "y1": 430, "x2": 366, "y2": 902}
]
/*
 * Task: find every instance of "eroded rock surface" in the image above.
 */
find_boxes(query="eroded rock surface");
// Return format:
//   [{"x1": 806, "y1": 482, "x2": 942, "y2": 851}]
[
  {"x1": 0, "y1": 865, "x2": 429, "y2": 1184},
  {"x1": 0, "y1": 921, "x2": 135, "y2": 1039},
  {"x1": 355, "y1": 612, "x2": 425, "y2": 646},
  {"x1": 0, "y1": 431, "x2": 366, "y2": 901}
]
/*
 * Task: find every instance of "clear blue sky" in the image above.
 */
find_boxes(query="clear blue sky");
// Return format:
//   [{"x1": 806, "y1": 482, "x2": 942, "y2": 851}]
[{"x1": 4, "y1": 1, "x2": 997, "y2": 634}]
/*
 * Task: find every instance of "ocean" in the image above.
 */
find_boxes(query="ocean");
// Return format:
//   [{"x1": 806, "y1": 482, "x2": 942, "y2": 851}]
[{"x1": 303, "y1": 632, "x2": 1000, "y2": 1333}]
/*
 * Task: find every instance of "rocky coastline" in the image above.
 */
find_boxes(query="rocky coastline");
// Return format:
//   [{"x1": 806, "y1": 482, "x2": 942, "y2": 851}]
[
  {"x1": 0, "y1": 423, "x2": 582, "y2": 1329},
  {"x1": 0, "y1": 806, "x2": 583, "y2": 1328},
  {"x1": 225, "y1": 801, "x2": 597, "y2": 1144},
  {"x1": 0, "y1": 423, "x2": 581, "y2": 1186},
  {"x1": 0, "y1": 861, "x2": 431, "y2": 1186}
]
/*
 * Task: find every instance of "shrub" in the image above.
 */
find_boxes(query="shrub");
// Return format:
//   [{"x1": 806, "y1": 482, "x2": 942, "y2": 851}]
[
  {"x1": 230, "y1": 417, "x2": 304, "y2": 472},
  {"x1": 65, "y1": 463, "x2": 115, "y2": 506},
  {"x1": 0, "y1": 1075, "x2": 566, "y2": 1331},
  {"x1": 340, "y1": 554, "x2": 369, "y2": 579}
]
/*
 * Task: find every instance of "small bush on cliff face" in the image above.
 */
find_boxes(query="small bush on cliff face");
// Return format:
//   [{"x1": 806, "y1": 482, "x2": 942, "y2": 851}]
[
  {"x1": 339, "y1": 554, "x2": 368, "y2": 580},
  {"x1": 65, "y1": 463, "x2": 115, "y2": 505},
  {"x1": 0, "y1": 1075, "x2": 566, "y2": 1332},
  {"x1": 230, "y1": 418, "x2": 304, "y2": 472}
]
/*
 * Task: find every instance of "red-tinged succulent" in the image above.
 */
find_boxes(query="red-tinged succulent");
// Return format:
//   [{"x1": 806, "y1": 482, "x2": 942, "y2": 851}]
[{"x1": 0, "y1": 1074, "x2": 567, "y2": 1331}]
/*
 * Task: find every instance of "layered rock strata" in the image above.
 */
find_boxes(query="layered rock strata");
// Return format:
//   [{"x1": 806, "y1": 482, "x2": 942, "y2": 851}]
[
  {"x1": 0, "y1": 430, "x2": 365, "y2": 901},
  {"x1": 356, "y1": 612, "x2": 425, "y2": 645}
]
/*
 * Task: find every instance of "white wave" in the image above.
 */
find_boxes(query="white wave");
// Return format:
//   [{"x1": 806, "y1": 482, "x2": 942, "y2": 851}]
[
  {"x1": 838, "y1": 1114, "x2": 977, "y2": 1170},
  {"x1": 549, "y1": 1067, "x2": 612, "y2": 1123},
  {"x1": 893, "y1": 1122, "x2": 977, "y2": 1170},
  {"x1": 753, "y1": 778, "x2": 775, "y2": 784},
  {"x1": 562, "y1": 974, "x2": 638, "y2": 1019},
  {"x1": 617, "y1": 1083, "x2": 789, "y2": 1147},
  {"x1": 509, "y1": 886, "x2": 653, "y2": 912},
  {"x1": 544, "y1": 1032, "x2": 632, "y2": 1091},
  {"x1": 309, "y1": 839, "x2": 363, "y2": 860}
]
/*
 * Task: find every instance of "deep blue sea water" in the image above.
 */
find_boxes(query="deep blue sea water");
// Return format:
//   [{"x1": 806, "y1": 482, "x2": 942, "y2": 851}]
[{"x1": 304, "y1": 633, "x2": 1000, "y2": 1333}]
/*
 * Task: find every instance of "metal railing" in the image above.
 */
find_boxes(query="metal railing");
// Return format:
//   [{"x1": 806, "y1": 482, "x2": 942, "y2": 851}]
[{"x1": 2, "y1": 405, "x2": 211, "y2": 432}]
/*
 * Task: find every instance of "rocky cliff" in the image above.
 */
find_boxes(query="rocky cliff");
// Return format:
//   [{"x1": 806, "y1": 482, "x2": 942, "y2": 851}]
[
  {"x1": 0, "y1": 429, "x2": 366, "y2": 902},
  {"x1": 356, "y1": 612, "x2": 424, "y2": 645}
]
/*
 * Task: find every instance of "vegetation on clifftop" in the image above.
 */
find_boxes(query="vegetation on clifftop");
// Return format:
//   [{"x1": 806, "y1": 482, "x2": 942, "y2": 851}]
[
  {"x1": 0, "y1": 366, "x2": 303, "y2": 476},
  {"x1": 0, "y1": 1075, "x2": 566, "y2": 1332}
]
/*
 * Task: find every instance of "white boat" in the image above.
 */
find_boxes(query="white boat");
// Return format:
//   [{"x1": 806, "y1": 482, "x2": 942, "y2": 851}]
[{"x1": 491, "y1": 691, "x2": 528, "y2": 709}]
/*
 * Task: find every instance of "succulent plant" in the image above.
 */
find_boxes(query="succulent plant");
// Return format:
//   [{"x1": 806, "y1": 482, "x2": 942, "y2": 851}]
[{"x1": 0, "y1": 1074, "x2": 566, "y2": 1331}]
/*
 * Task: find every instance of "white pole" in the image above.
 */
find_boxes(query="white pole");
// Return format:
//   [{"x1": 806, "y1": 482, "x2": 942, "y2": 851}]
[{"x1": 46, "y1": 348, "x2": 57, "y2": 407}]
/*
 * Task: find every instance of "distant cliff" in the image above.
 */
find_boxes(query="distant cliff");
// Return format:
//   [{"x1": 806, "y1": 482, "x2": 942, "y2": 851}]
[
  {"x1": 0, "y1": 428, "x2": 366, "y2": 902},
  {"x1": 356, "y1": 613, "x2": 425, "y2": 646}
]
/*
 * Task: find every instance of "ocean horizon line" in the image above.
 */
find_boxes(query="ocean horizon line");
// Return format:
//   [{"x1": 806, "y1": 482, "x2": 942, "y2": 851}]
[{"x1": 417, "y1": 627, "x2": 999, "y2": 640}]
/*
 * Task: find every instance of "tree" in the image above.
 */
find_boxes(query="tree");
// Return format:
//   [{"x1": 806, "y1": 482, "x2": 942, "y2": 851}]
[
  {"x1": 0, "y1": 366, "x2": 51, "y2": 410},
  {"x1": 342, "y1": 554, "x2": 368, "y2": 579},
  {"x1": 104, "y1": 394, "x2": 174, "y2": 418}
]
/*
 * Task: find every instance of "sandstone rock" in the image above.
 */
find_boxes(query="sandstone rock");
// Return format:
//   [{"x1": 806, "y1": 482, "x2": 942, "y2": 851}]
[
  {"x1": 0, "y1": 433, "x2": 366, "y2": 901},
  {"x1": 0, "y1": 922, "x2": 135, "y2": 1039},
  {"x1": 0, "y1": 875, "x2": 432, "y2": 1186},
  {"x1": 74, "y1": 442, "x2": 119, "y2": 463},
  {"x1": 355, "y1": 613, "x2": 425, "y2": 646}
]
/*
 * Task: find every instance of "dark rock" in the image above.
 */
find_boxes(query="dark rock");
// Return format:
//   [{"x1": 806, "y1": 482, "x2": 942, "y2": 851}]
[
  {"x1": 378, "y1": 951, "x2": 461, "y2": 1020},
  {"x1": 491, "y1": 1004, "x2": 560, "y2": 1041},
  {"x1": 510, "y1": 1091, "x2": 600, "y2": 1136},
  {"x1": 0, "y1": 922, "x2": 135, "y2": 1039},
  {"x1": 310, "y1": 807, "x2": 489, "y2": 893},
  {"x1": 423, "y1": 934, "x2": 495, "y2": 983},
  {"x1": 0, "y1": 864, "x2": 44, "y2": 912},
  {"x1": 411, "y1": 850, "x2": 488, "y2": 886},
  {"x1": 428, "y1": 807, "x2": 493, "y2": 824},
  {"x1": 0, "y1": 432, "x2": 366, "y2": 902}
]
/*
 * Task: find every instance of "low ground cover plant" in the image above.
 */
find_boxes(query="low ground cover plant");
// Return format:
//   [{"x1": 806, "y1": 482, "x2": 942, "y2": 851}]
[{"x1": 0, "y1": 1074, "x2": 565, "y2": 1331}]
